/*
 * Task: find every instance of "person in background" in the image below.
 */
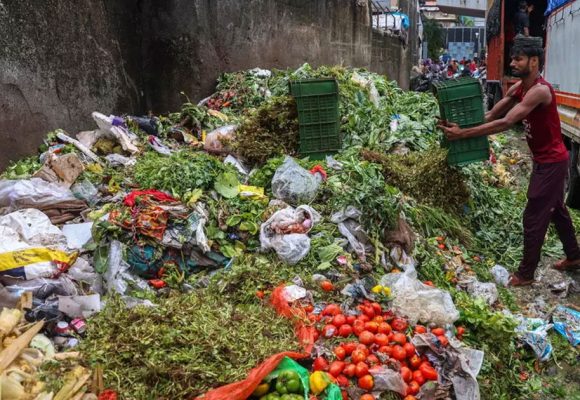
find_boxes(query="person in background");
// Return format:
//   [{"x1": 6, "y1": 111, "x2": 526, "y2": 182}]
[
  {"x1": 447, "y1": 64, "x2": 454, "y2": 78},
  {"x1": 515, "y1": 1, "x2": 534, "y2": 36},
  {"x1": 442, "y1": 50, "x2": 451, "y2": 64},
  {"x1": 469, "y1": 59, "x2": 477, "y2": 73},
  {"x1": 438, "y1": 37, "x2": 580, "y2": 286}
]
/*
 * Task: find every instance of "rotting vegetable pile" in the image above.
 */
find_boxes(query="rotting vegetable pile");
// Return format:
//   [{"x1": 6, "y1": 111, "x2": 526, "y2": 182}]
[{"x1": 0, "y1": 64, "x2": 578, "y2": 400}]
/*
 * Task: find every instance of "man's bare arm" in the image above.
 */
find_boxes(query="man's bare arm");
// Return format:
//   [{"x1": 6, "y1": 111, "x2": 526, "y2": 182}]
[{"x1": 485, "y1": 82, "x2": 520, "y2": 122}]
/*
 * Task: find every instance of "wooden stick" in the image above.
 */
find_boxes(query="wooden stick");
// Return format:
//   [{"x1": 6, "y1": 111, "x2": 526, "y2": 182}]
[{"x1": 0, "y1": 321, "x2": 43, "y2": 373}]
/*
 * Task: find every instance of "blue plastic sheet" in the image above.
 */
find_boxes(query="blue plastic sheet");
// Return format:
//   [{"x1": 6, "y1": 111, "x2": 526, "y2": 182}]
[
  {"x1": 552, "y1": 305, "x2": 580, "y2": 346},
  {"x1": 545, "y1": 0, "x2": 572, "y2": 15}
]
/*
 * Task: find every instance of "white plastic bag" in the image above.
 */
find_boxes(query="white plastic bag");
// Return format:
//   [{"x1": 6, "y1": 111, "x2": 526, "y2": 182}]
[
  {"x1": 0, "y1": 178, "x2": 79, "y2": 212},
  {"x1": 0, "y1": 209, "x2": 78, "y2": 280},
  {"x1": 260, "y1": 205, "x2": 321, "y2": 264},
  {"x1": 491, "y1": 264, "x2": 510, "y2": 287},
  {"x1": 370, "y1": 366, "x2": 406, "y2": 395},
  {"x1": 271, "y1": 157, "x2": 324, "y2": 205},
  {"x1": 467, "y1": 280, "x2": 498, "y2": 305},
  {"x1": 380, "y1": 255, "x2": 459, "y2": 326}
]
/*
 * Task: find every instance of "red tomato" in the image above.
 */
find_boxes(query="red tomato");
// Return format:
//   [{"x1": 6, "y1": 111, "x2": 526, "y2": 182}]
[
  {"x1": 371, "y1": 302, "x2": 382, "y2": 314},
  {"x1": 338, "y1": 324, "x2": 353, "y2": 338},
  {"x1": 437, "y1": 335, "x2": 449, "y2": 347},
  {"x1": 336, "y1": 374, "x2": 349, "y2": 387},
  {"x1": 329, "y1": 361, "x2": 346, "y2": 378},
  {"x1": 333, "y1": 314, "x2": 346, "y2": 327},
  {"x1": 364, "y1": 321, "x2": 379, "y2": 333},
  {"x1": 456, "y1": 326, "x2": 466, "y2": 336},
  {"x1": 403, "y1": 343, "x2": 416, "y2": 358},
  {"x1": 392, "y1": 332, "x2": 407, "y2": 345},
  {"x1": 431, "y1": 327, "x2": 445, "y2": 336},
  {"x1": 392, "y1": 345, "x2": 407, "y2": 361},
  {"x1": 366, "y1": 354, "x2": 380, "y2": 366},
  {"x1": 360, "y1": 394, "x2": 375, "y2": 400},
  {"x1": 351, "y1": 350, "x2": 367, "y2": 364},
  {"x1": 321, "y1": 280, "x2": 334, "y2": 291},
  {"x1": 358, "y1": 314, "x2": 370, "y2": 323},
  {"x1": 414, "y1": 325, "x2": 427, "y2": 334},
  {"x1": 419, "y1": 364, "x2": 438, "y2": 381},
  {"x1": 255, "y1": 290, "x2": 264, "y2": 299},
  {"x1": 346, "y1": 315, "x2": 356, "y2": 325},
  {"x1": 355, "y1": 361, "x2": 369, "y2": 378},
  {"x1": 374, "y1": 333, "x2": 389, "y2": 346},
  {"x1": 342, "y1": 390, "x2": 348, "y2": 400},
  {"x1": 342, "y1": 342, "x2": 357, "y2": 355},
  {"x1": 313, "y1": 356, "x2": 329, "y2": 371},
  {"x1": 377, "y1": 322, "x2": 392, "y2": 334},
  {"x1": 322, "y1": 324, "x2": 337, "y2": 338},
  {"x1": 407, "y1": 381, "x2": 420, "y2": 395},
  {"x1": 358, "y1": 374, "x2": 374, "y2": 391},
  {"x1": 423, "y1": 280, "x2": 435, "y2": 287},
  {"x1": 403, "y1": 397, "x2": 417, "y2": 400},
  {"x1": 409, "y1": 355, "x2": 422, "y2": 369},
  {"x1": 378, "y1": 345, "x2": 393, "y2": 356},
  {"x1": 98, "y1": 390, "x2": 117, "y2": 400},
  {"x1": 413, "y1": 370, "x2": 425, "y2": 385},
  {"x1": 355, "y1": 344, "x2": 370, "y2": 356},
  {"x1": 334, "y1": 346, "x2": 346, "y2": 360},
  {"x1": 362, "y1": 306, "x2": 376, "y2": 319},
  {"x1": 391, "y1": 318, "x2": 408, "y2": 332},
  {"x1": 359, "y1": 331, "x2": 375, "y2": 346},
  {"x1": 304, "y1": 304, "x2": 314, "y2": 313},
  {"x1": 322, "y1": 304, "x2": 341, "y2": 316},
  {"x1": 400, "y1": 366, "x2": 412, "y2": 383},
  {"x1": 353, "y1": 320, "x2": 366, "y2": 336},
  {"x1": 312, "y1": 330, "x2": 319, "y2": 342},
  {"x1": 373, "y1": 315, "x2": 384, "y2": 323},
  {"x1": 343, "y1": 363, "x2": 356, "y2": 378}
]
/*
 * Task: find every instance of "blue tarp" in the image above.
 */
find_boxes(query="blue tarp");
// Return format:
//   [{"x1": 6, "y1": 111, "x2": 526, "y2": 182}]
[{"x1": 545, "y1": 0, "x2": 572, "y2": 15}]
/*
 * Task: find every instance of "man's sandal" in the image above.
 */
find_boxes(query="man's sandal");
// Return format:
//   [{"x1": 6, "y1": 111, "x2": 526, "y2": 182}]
[
  {"x1": 553, "y1": 258, "x2": 580, "y2": 272},
  {"x1": 508, "y1": 274, "x2": 535, "y2": 287}
]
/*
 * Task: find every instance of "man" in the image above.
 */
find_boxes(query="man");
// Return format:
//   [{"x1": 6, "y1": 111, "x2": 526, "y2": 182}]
[
  {"x1": 439, "y1": 37, "x2": 580, "y2": 286},
  {"x1": 515, "y1": 1, "x2": 534, "y2": 36},
  {"x1": 469, "y1": 59, "x2": 477, "y2": 74}
]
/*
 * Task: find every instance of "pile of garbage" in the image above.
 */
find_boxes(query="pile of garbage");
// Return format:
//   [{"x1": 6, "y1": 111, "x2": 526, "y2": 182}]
[{"x1": 0, "y1": 64, "x2": 578, "y2": 400}]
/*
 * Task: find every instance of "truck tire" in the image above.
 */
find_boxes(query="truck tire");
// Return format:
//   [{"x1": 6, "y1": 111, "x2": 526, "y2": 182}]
[{"x1": 566, "y1": 142, "x2": 580, "y2": 210}]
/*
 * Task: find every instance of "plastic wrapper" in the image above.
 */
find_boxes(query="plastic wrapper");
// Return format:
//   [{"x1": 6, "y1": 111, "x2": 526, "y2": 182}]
[
  {"x1": 551, "y1": 305, "x2": 580, "y2": 346},
  {"x1": 68, "y1": 257, "x2": 103, "y2": 294},
  {"x1": 204, "y1": 125, "x2": 236, "y2": 154},
  {"x1": 58, "y1": 293, "x2": 101, "y2": 318},
  {"x1": 330, "y1": 206, "x2": 373, "y2": 260},
  {"x1": 105, "y1": 153, "x2": 136, "y2": 167},
  {"x1": 380, "y1": 254, "x2": 459, "y2": 326},
  {"x1": 412, "y1": 333, "x2": 484, "y2": 400},
  {"x1": 271, "y1": 157, "x2": 325, "y2": 205},
  {"x1": 260, "y1": 205, "x2": 321, "y2": 264},
  {"x1": 0, "y1": 275, "x2": 78, "y2": 299},
  {"x1": 515, "y1": 316, "x2": 553, "y2": 361},
  {"x1": 370, "y1": 366, "x2": 407, "y2": 395},
  {"x1": 491, "y1": 264, "x2": 509, "y2": 287},
  {"x1": 103, "y1": 240, "x2": 150, "y2": 295},
  {"x1": 0, "y1": 209, "x2": 78, "y2": 280}
]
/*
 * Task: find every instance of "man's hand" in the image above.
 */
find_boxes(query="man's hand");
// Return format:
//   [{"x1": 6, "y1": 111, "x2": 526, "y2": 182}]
[{"x1": 437, "y1": 120, "x2": 464, "y2": 141}]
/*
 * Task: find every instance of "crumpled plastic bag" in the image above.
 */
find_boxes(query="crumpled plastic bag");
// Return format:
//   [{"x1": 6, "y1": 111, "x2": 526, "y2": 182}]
[
  {"x1": 370, "y1": 366, "x2": 407, "y2": 395},
  {"x1": 271, "y1": 157, "x2": 325, "y2": 205},
  {"x1": 260, "y1": 205, "x2": 321, "y2": 264},
  {"x1": 466, "y1": 280, "x2": 498, "y2": 305},
  {"x1": 551, "y1": 305, "x2": 580, "y2": 346},
  {"x1": 204, "y1": 125, "x2": 236, "y2": 154},
  {"x1": 351, "y1": 71, "x2": 380, "y2": 107},
  {"x1": 92, "y1": 111, "x2": 139, "y2": 154},
  {"x1": 491, "y1": 264, "x2": 510, "y2": 287},
  {"x1": 412, "y1": 333, "x2": 484, "y2": 400},
  {"x1": 103, "y1": 240, "x2": 150, "y2": 295},
  {"x1": 330, "y1": 206, "x2": 373, "y2": 260},
  {"x1": 515, "y1": 316, "x2": 553, "y2": 361},
  {"x1": 0, "y1": 209, "x2": 78, "y2": 280},
  {"x1": 380, "y1": 253, "x2": 459, "y2": 326}
]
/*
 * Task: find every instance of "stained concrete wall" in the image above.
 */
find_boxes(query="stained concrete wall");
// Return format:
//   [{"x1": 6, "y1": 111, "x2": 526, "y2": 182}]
[{"x1": 0, "y1": 0, "x2": 418, "y2": 168}]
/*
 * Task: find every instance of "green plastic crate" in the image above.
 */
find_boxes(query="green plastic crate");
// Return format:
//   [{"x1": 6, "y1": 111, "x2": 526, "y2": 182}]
[
  {"x1": 433, "y1": 78, "x2": 489, "y2": 165},
  {"x1": 290, "y1": 79, "x2": 341, "y2": 159}
]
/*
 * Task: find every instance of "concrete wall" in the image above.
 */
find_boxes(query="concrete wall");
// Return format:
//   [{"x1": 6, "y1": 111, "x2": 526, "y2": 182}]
[{"x1": 0, "y1": 0, "x2": 417, "y2": 168}]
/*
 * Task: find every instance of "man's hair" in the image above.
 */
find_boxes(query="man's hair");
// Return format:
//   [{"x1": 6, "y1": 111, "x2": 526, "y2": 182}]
[
  {"x1": 518, "y1": 0, "x2": 528, "y2": 10},
  {"x1": 512, "y1": 35, "x2": 545, "y2": 68}
]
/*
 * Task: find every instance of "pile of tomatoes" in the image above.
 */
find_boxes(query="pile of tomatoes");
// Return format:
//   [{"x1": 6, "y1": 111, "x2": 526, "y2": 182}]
[
  {"x1": 206, "y1": 90, "x2": 236, "y2": 110},
  {"x1": 306, "y1": 300, "x2": 461, "y2": 400}
]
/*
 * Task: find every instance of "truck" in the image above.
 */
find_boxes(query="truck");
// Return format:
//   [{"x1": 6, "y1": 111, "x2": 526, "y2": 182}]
[{"x1": 485, "y1": 0, "x2": 580, "y2": 204}]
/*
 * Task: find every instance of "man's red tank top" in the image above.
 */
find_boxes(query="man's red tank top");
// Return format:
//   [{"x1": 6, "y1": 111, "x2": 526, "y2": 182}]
[{"x1": 513, "y1": 75, "x2": 568, "y2": 164}]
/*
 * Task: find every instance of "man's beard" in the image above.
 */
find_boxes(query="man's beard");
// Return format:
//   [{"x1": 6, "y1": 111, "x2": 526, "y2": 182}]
[{"x1": 512, "y1": 62, "x2": 531, "y2": 77}]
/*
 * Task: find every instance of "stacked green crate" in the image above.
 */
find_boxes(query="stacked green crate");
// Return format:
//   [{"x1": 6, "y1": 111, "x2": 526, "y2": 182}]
[
  {"x1": 289, "y1": 79, "x2": 341, "y2": 159},
  {"x1": 433, "y1": 78, "x2": 490, "y2": 165}
]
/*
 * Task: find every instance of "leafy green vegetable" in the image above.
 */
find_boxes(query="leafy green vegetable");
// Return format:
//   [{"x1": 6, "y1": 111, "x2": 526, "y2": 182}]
[{"x1": 214, "y1": 172, "x2": 240, "y2": 198}]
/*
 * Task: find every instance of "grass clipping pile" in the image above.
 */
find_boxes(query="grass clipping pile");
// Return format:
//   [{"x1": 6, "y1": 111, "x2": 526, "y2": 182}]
[{"x1": 80, "y1": 293, "x2": 301, "y2": 399}]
